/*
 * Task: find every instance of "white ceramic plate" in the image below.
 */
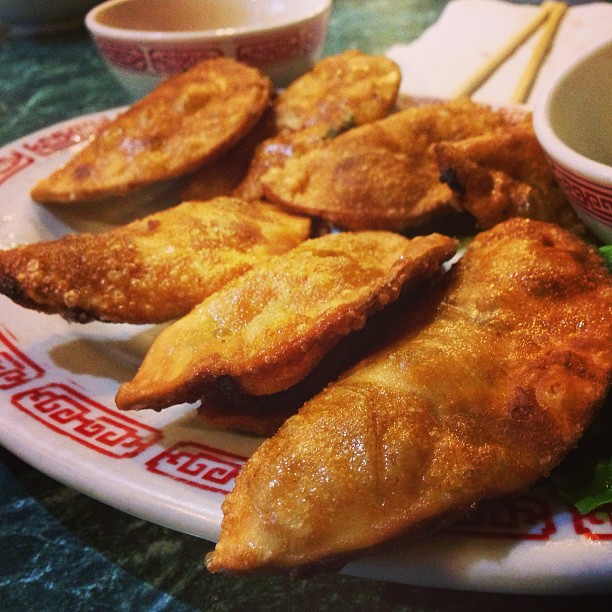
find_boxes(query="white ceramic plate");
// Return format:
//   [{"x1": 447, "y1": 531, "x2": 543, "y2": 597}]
[{"x1": 0, "y1": 111, "x2": 611, "y2": 594}]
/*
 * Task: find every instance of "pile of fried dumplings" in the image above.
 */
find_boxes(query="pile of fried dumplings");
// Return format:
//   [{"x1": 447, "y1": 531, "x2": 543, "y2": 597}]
[{"x1": 1, "y1": 51, "x2": 610, "y2": 576}]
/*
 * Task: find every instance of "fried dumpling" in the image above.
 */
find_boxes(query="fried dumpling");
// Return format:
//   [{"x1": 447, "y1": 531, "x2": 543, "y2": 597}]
[
  {"x1": 196, "y1": 298, "x2": 403, "y2": 436},
  {"x1": 115, "y1": 231, "x2": 457, "y2": 410},
  {"x1": 435, "y1": 119, "x2": 585, "y2": 234},
  {"x1": 31, "y1": 58, "x2": 272, "y2": 204},
  {"x1": 261, "y1": 99, "x2": 513, "y2": 230},
  {"x1": 272, "y1": 49, "x2": 401, "y2": 134},
  {"x1": 206, "y1": 218, "x2": 612, "y2": 574},
  {"x1": 232, "y1": 50, "x2": 401, "y2": 201},
  {"x1": 0, "y1": 198, "x2": 310, "y2": 323}
]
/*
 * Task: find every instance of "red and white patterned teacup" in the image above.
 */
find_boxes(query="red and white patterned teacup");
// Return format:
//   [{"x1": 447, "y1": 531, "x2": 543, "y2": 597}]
[
  {"x1": 533, "y1": 40, "x2": 612, "y2": 244},
  {"x1": 85, "y1": 0, "x2": 331, "y2": 99}
]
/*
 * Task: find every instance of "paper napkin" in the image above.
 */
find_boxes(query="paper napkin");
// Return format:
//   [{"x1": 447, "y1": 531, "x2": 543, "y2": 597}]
[{"x1": 386, "y1": 0, "x2": 612, "y2": 107}]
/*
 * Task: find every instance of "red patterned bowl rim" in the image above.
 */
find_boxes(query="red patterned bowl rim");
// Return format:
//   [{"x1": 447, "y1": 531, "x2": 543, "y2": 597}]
[
  {"x1": 547, "y1": 156, "x2": 612, "y2": 229},
  {"x1": 85, "y1": 0, "x2": 331, "y2": 42},
  {"x1": 92, "y1": 16, "x2": 329, "y2": 75},
  {"x1": 532, "y1": 41, "x2": 612, "y2": 188}
]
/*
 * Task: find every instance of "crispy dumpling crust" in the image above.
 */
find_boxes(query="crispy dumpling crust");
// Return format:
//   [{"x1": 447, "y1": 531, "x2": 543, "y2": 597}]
[
  {"x1": 195, "y1": 285, "x2": 426, "y2": 436},
  {"x1": 435, "y1": 118, "x2": 585, "y2": 234},
  {"x1": 272, "y1": 49, "x2": 401, "y2": 134},
  {"x1": 207, "y1": 219, "x2": 612, "y2": 575},
  {"x1": 0, "y1": 198, "x2": 310, "y2": 323},
  {"x1": 115, "y1": 231, "x2": 457, "y2": 410},
  {"x1": 31, "y1": 58, "x2": 273, "y2": 204},
  {"x1": 234, "y1": 50, "x2": 402, "y2": 202},
  {"x1": 261, "y1": 99, "x2": 514, "y2": 230}
]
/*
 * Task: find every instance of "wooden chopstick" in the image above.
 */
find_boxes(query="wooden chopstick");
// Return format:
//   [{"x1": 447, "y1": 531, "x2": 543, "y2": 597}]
[
  {"x1": 452, "y1": 1, "x2": 567, "y2": 100},
  {"x1": 511, "y1": 1, "x2": 568, "y2": 103}
]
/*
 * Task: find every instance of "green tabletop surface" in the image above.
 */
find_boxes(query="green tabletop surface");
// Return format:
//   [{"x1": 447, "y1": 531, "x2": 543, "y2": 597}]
[{"x1": 1, "y1": 1, "x2": 611, "y2": 610}]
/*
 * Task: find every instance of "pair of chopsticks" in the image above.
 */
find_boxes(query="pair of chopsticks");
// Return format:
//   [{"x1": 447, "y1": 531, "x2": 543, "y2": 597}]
[{"x1": 453, "y1": 1, "x2": 568, "y2": 103}]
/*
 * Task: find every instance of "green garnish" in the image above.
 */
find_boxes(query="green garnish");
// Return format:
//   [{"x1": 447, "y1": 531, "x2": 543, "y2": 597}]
[
  {"x1": 549, "y1": 395, "x2": 612, "y2": 513},
  {"x1": 599, "y1": 245, "x2": 612, "y2": 272},
  {"x1": 324, "y1": 114, "x2": 357, "y2": 139}
]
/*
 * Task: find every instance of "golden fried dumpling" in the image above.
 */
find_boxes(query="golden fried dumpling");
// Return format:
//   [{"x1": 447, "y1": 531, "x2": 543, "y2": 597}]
[
  {"x1": 434, "y1": 119, "x2": 585, "y2": 234},
  {"x1": 116, "y1": 231, "x2": 457, "y2": 410},
  {"x1": 273, "y1": 49, "x2": 401, "y2": 134},
  {"x1": 31, "y1": 58, "x2": 272, "y2": 204},
  {"x1": 261, "y1": 99, "x2": 513, "y2": 231},
  {"x1": 0, "y1": 198, "x2": 310, "y2": 323},
  {"x1": 232, "y1": 51, "x2": 401, "y2": 202},
  {"x1": 196, "y1": 300, "x2": 401, "y2": 437},
  {"x1": 206, "y1": 218, "x2": 612, "y2": 574}
]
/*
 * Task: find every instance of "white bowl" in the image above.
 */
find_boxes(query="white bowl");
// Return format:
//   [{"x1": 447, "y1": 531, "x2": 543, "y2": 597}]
[
  {"x1": 533, "y1": 40, "x2": 612, "y2": 244},
  {"x1": 0, "y1": 0, "x2": 99, "y2": 35},
  {"x1": 85, "y1": 0, "x2": 332, "y2": 98}
]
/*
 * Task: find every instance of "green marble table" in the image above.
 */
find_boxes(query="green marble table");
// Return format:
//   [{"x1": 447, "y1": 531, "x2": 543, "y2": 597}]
[{"x1": 1, "y1": 1, "x2": 611, "y2": 610}]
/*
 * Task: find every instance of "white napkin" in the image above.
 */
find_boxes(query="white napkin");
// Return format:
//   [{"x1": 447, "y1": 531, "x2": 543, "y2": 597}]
[{"x1": 386, "y1": 0, "x2": 612, "y2": 107}]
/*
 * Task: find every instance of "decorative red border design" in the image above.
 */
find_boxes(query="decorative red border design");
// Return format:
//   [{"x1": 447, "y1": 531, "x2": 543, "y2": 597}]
[
  {"x1": 237, "y1": 20, "x2": 327, "y2": 65},
  {"x1": 148, "y1": 47, "x2": 223, "y2": 74},
  {"x1": 238, "y1": 32, "x2": 302, "y2": 64},
  {"x1": 93, "y1": 14, "x2": 328, "y2": 76},
  {"x1": 95, "y1": 37, "x2": 148, "y2": 72},
  {"x1": 0, "y1": 331, "x2": 45, "y2": 389},
  {"x1": 0, "y1": 150, "x2": 34, "y2": 186},
  {"x1": 22, "y1": 117, "x2": 110, "y2": 157},
  {"x1": 446, "y1": 494, "x2": 557, "y2": 540},
  {"x1": 549, "y1": 158, "x2": 612, "y2": 225},
  {"x1": 0, "y1": 116, "x2": 111, "y2": 185},
  {"x1": 11, "y1": 383, "x2": 162, "y2": 458},
  {"x1": 572, "y1": 504, "x2": 612, "y2": 540},
  {"x1": 146, "y1": 441, "x2": 246, "y2": 495},
  {"x1": 95, "y1": 37, "x2": 224, "y2": 75}
]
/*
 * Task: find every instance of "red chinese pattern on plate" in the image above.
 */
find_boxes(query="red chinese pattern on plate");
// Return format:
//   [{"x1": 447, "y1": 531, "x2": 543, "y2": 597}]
[
  {"x1": 0, "y1": 150, "x2": 35, "y2": 185},
  {"x1": 0, "y1": 330, "x2": 45, "y2": 389},
  {"x1": 12, "y1": 383, "x2": 161, "y2": 459},
  {"x1": 572, "y1": 504, "x2": 612, "y2": 541},
  {"x1": 0, "y1": 116, "x2": 111, "y2": 186},
  {"x1": 147, "y1": 442, "x2": 246, "y2": 495},
  {"x1": 2, "y1": 319, "x2": 610, "y2": 541}
]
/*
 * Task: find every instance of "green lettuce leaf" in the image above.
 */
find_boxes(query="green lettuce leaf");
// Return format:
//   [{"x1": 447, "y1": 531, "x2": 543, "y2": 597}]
[
  {"x1": 549, "y1": 395, "x2": 612, "y2": 514},
  {"x1": 600, "y1": 245, "x2": 612, "y2": 272}
]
